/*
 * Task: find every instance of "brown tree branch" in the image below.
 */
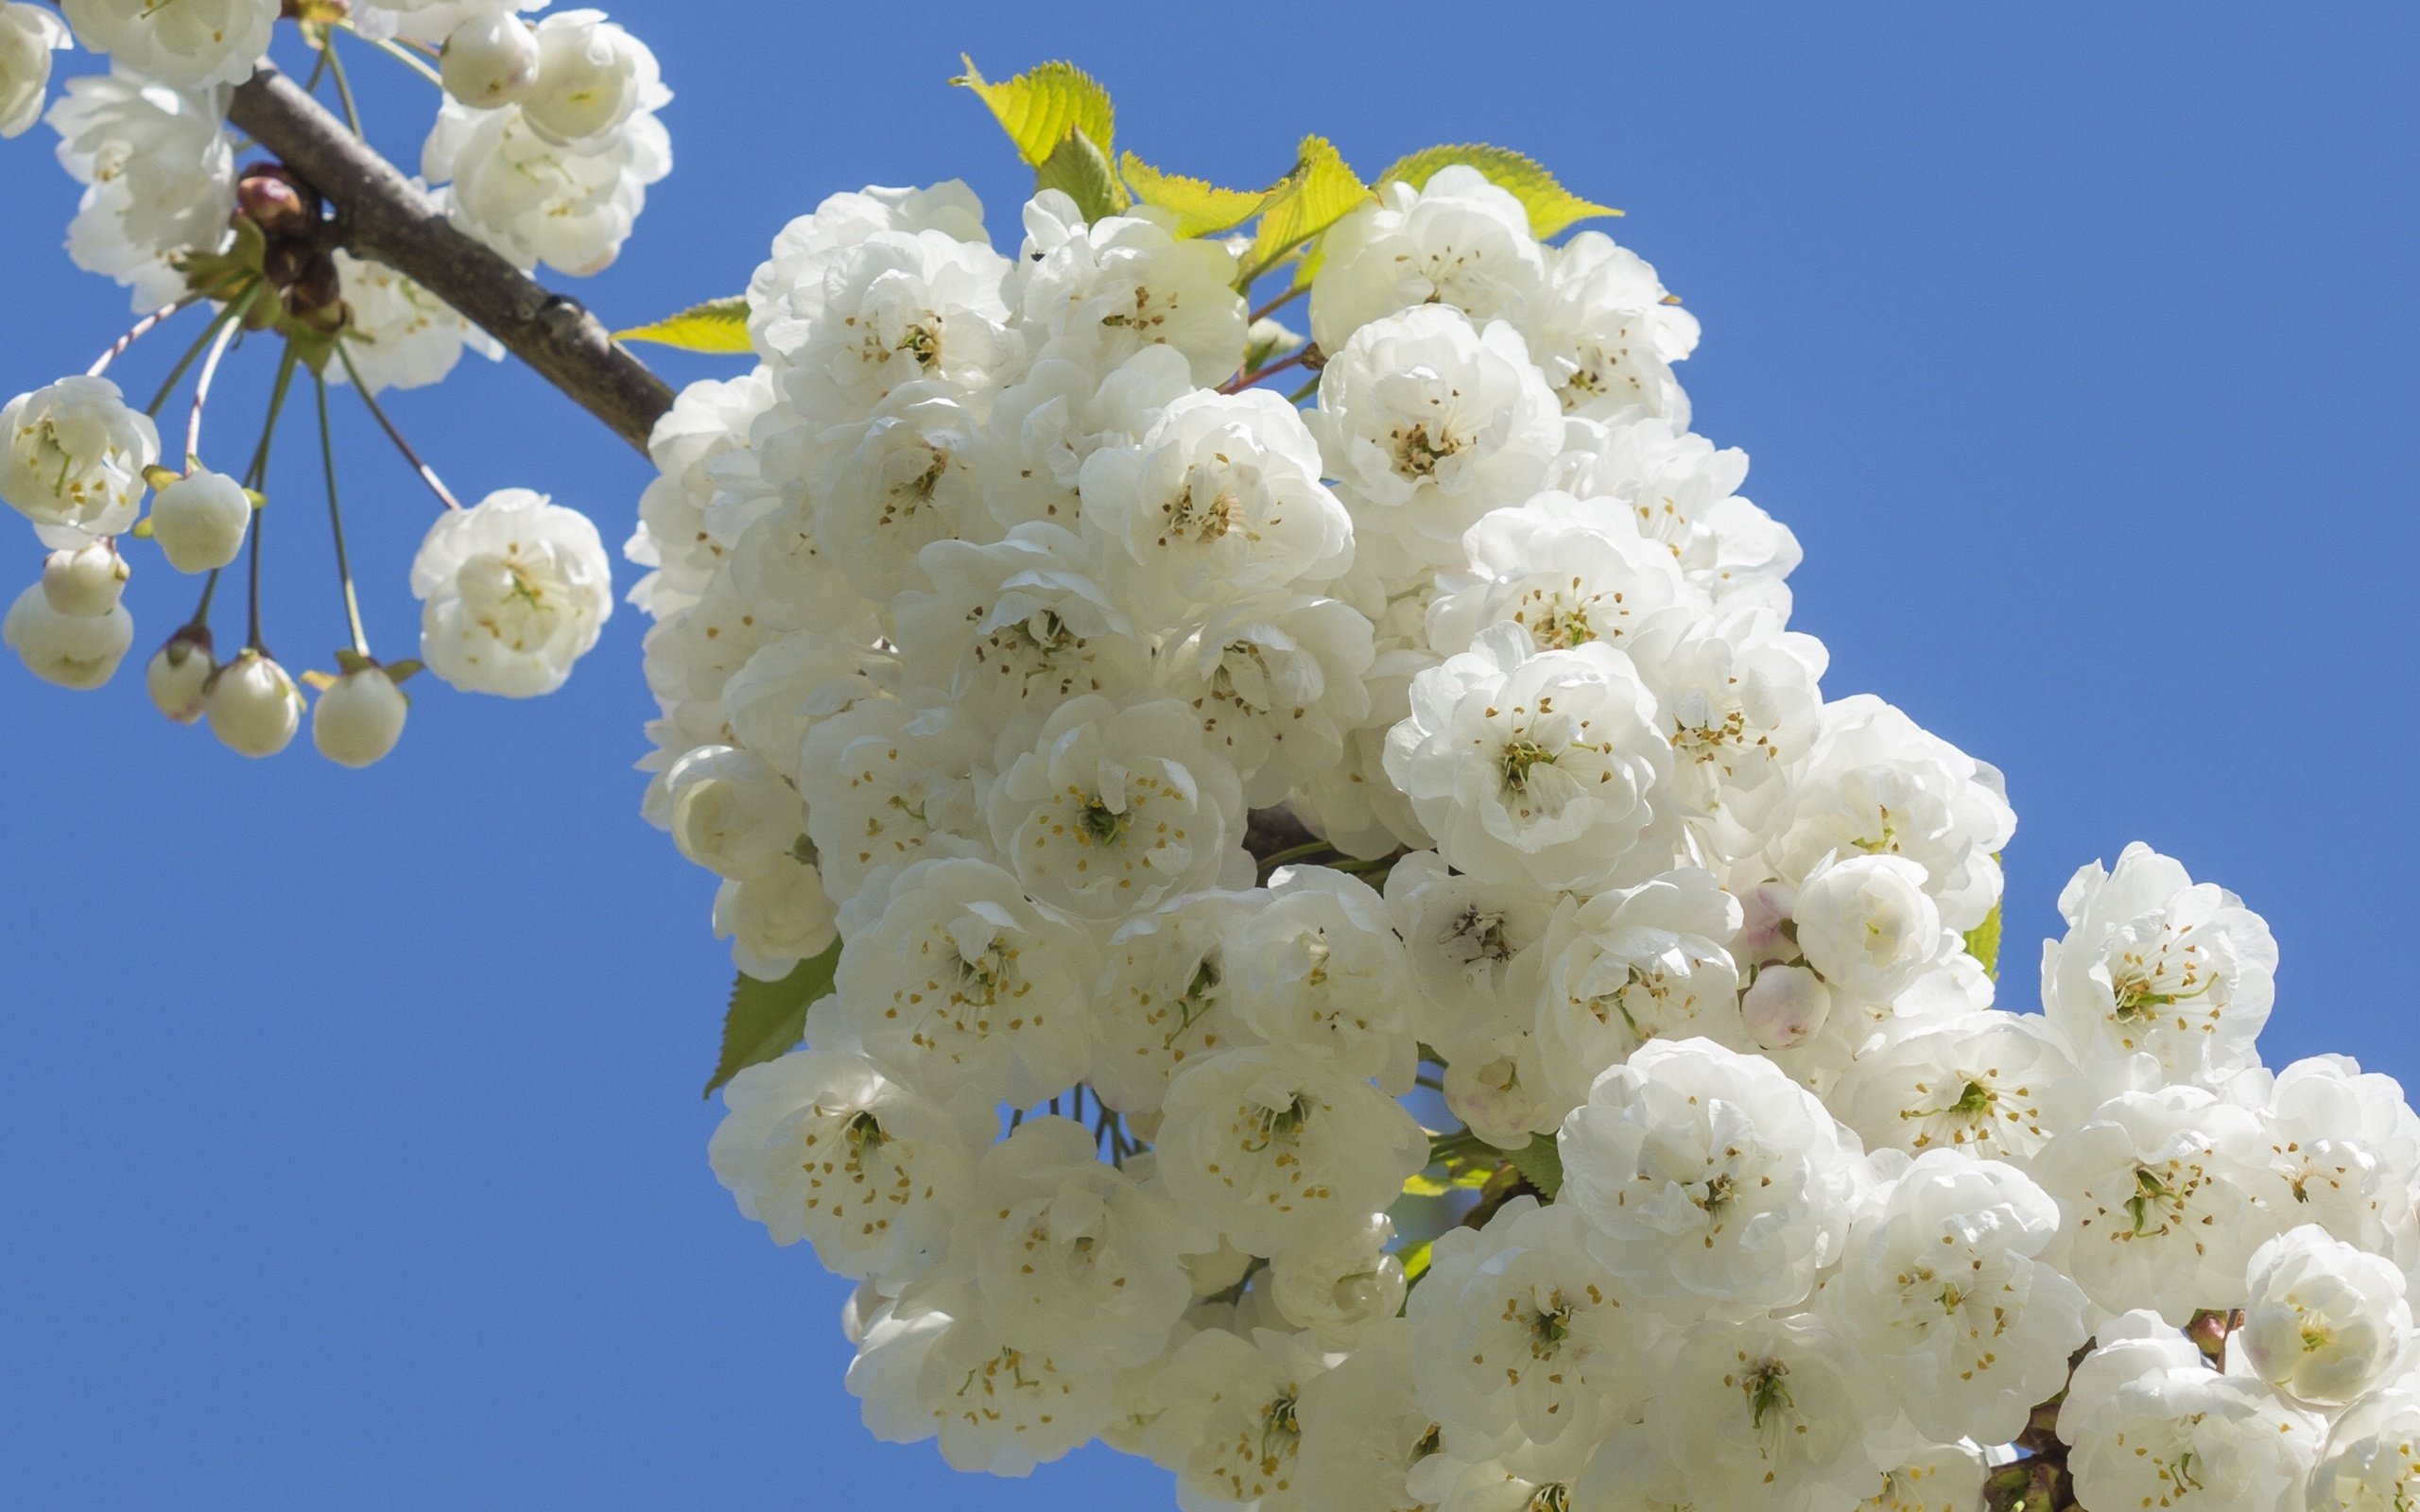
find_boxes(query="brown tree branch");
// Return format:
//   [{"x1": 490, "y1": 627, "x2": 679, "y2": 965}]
[{"x1": 225, "y1": 60, "x2": 676, "y2": 454}]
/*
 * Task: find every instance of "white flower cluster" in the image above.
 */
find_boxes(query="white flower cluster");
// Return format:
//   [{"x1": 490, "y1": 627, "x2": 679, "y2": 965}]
[
  {"x1": 3, "y1": 2, "x2": 640, "y2": 759},
  {"x1": 659, "y1": 166, "x2": 2420, "y2": 1511}
]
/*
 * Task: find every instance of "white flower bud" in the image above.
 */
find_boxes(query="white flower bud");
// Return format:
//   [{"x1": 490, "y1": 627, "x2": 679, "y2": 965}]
[
  {"x1": 520, "y1": 11, "x2": 660, "y2": 145},
  {"x1": 205, "y1": 649, "x2": 302, "y2": 757},
  {"x1": 311, "y1": 666, "x2": 410, "y2": 768},
  {"x1": 146, "y1": 629, "x2": 214, "y2": 722},
  {"x1": 440, "y1": 13, "x2": 539, "y2": 109},
  {"x1": 1793, "y1": 853, "x2": 1949, "y2": 1002},
  {"x1": 40, "y1": 541, "x2": 129, "y2": 616},
  {"x1": 148, "y1": 470, "x2": 251, "y2": 573},
  {"x1": 4, "y1": 579, "x2": 131, "y2": 688},
  {"x1": 1741, "y1": 962, "x2": 1832, "y2": 1050}
]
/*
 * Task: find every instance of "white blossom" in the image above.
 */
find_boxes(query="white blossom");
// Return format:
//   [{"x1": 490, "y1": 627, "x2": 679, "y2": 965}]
[
  {"x1": 410, "y1": 490, "x2": 614, "y2": 696},
  {"x1": 47, "y1": 72, "x2": 234, "y2": 309},
  {"x1": 1561, "y1": 1036, "x2": 1858, "y2": 1314},
  {"x1": 59, "y1": 0, "x2": 273, "y2": 89},
  {"x1": 1, "y1": 375, "x2": 157, "y2": 545},
  {"x1": 1228, "y1": 865, "x2": 1416, "y2": 1091},
  {"x1": 147, "y1": 468, "x2": 249, "y2": 573},
  {"x1": 0, "y1": 2, "x2": 70, "y2": 139},
  {"x1": 203, "y1": 647, "x2": 302, "y2": 757},
  {"x1": 1155, "y1": 1045, "x2": 1426, "y2": 1256},
  {"x1": 1310, "y1": 165, "x2": 1546, "y2": 354},
  {"x1": 2041, "y1": 842, "x2": 2277, "y2": 1087},
  {"x1": 2057, "y1": 1309, "x2": 2320, "y2": 1512},
  {"x1": 329, "y1": 250, "x2": 502, "y2": 395},
  {"x1": 310, "y1": 666, "x2": 410, "y2": 768},
  {"x1": 1820, "y1": 1149, "x2": 2091, "y2": 1443},
  {"x1": 708, "y1": 1040, "x2": 974, "y2": 1281},
  {"x1": 1385, "y1": 620, "x2": 1672, "y2": 894},
  {"x1": 1089, "y1": 889, "x2": 1263, "y2": 1118},
  {"x1": 2238, "y1": 1224, "x2": 2411, "y2": 1407},
  {"x1": 1018, "y1": 194, "x2": 1249, "y2": 388},
  {"x1": 4, "y1": 577, "x2": 130, "y2": 688}
]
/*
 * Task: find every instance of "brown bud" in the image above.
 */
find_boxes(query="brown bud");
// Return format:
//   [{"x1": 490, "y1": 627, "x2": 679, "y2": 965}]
[{"x1": 236, "y1": 163, "x2": 321, "y2": 240}]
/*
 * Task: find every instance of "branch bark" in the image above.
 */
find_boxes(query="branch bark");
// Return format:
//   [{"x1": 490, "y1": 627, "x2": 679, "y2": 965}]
[{"x1": 225, "y1": 60, "x2": 676, "y2": 455}]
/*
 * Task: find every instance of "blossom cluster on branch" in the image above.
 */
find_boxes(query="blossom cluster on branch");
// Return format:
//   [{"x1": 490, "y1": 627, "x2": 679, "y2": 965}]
[
  {"x1": 0, "y1": 0, "x2": 661, "y2": 762},
  {"x1": 621, "y1": 68, "x2": 2420, "y2": 1512},
  {"x1": 6, "y1": 17, "x2": 2417, "y2": 1511}
]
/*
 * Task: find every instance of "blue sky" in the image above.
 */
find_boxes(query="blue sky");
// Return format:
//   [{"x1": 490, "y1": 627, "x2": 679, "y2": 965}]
[{"x1": 1, "y1": 4, "x2": 2414, "y2": 1506}]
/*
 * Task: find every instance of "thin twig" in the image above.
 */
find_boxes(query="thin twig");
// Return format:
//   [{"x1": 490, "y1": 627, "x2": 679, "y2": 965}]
[
  {"x1": 145, "y1": 289, "x2": 252, "y2": 418},
  {"x1": 243, "y1": 346, "x2": 303, "y2": 652},
  {"x1": 354, "y1": 29, "x2": 445, "y2": 89},
  {"x1": 335, "y1": 341, "x2": 462, "y2": 510},
  {"x1": 314, "y1": 372, "x2": 370, "y2": 656},
  {"x1": 185, "y1": 293, "x2": 252, "y2": 465},
  {"x1": 86, "y1": 296, "x2": 197, "y2": 378},
  {"x1": 1247, "y1": 284, "x2": 1305, "y2": 325},
  {"x1": 1219, "y1": 347, "x2": 1313, "y2": 395},
  {"x1": 321, "y1": 35, "x2": 366, "y2": 136}
]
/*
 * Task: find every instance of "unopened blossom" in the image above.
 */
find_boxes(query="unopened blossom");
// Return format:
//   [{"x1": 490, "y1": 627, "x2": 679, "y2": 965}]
[
  {"x1": 145, "y1": 629, "x2": 212, "y2": 720},
  {"x1": 40, "y1": 540, "x2": 127, "y2": 616},
  {"x1": 439, "y1": 12, "x2": 540, "y2": 109},
  {"x1": 203, "y1": 648, "x2": 302, "y2": 757},
  {"x1": 147, "y1": 469, "x2": 250, "y2": 573},
  {"x1": 2238, "y1": 1224, "x2": 2411, "y2": 1407},
  {"x1": 311, "y1": 666, "x2": 410, "y2": 768},
  {"x1": 4, "y1": 578, "x2": 130, "y2": 688}
]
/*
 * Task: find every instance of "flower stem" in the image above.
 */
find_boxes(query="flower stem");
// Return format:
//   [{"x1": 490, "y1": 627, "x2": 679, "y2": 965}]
[
  {"x1": 86, "y1": 296, "x2": 198, "y2": 379},
  {"x1": 146, "y1": 286, "x2": 255, "y2": 419},
  {"x1": 1248, "y1": 284, "x2": 1306, "y2": 325},
  {"x1": 314, "y1": 371, "x2": 370, "y2": 657},
  {"x1": 243, "y1": 345, "x2": 304, "y2": 653},
  {"x1": 1218, "y1": 347, "x2": 1314, "y2": 396},
  {"x1": 335, "y1": 340, "x2": 462, "y2": 510},
  {"x1": 353, "y1": 28, "x2": 445, "y2": 90},
  {"x1": 185, "y1": 289, "x2": 255, "y2": 466},
  {"x1": 321, "y1": 33, "x2": 366, "y2": 136}
]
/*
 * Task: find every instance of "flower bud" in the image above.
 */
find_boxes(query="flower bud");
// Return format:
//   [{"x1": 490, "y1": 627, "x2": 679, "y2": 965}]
[
  {"x1": 234, "y1": 163, "x2": 320, "y2": 240},
  {"x1": 1732, "y1": 878, "x2": 1799, "y2": 967},
  {"x1": 148, "y1": 470, "x2": 252, "y2": 573},
  {"x1": 146, "y1": 627, "x2": 215, "y2": 723},
  {"x1": 41, "y1": 541, "x2": 129, "y2": 615},
  {"x1": 1793, "y1": 854, "x2": 1947, "y2": 1003},
  {"x1": 522, "y1": 13, "x2": 653, "y2": 144},
  {"x1": 205, "y1": 648, "x2": 302, "y2": 757},
  {"x1": 311, "y1": 665, "x2": 409, "y2": 767},
  {"x1": 440, "y1": 13, "x2": 539, "y2": 109},
  {"x1": 4, "y1": 580, "x2": 132, "y2": 688},
  {"x1": 1740, "y1": 963, "x2": 1833, "y2": 1051}
]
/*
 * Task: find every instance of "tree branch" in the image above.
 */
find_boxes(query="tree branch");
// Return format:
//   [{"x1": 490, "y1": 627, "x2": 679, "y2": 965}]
[{"x1": 225, "y1": 60, "x2": 676, "y2": 455}]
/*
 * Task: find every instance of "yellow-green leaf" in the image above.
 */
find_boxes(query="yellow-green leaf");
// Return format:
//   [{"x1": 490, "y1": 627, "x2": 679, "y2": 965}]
[
  {"x1": 1118, "y1": 152, "x2": 1270, "y2": 237},
  {"x1": 1375, "y1": 144, "x2": 1619, "y2": 238},
  {"x1": 1036, "y1": 127, "x2": 1129, "y2": 221},
  {"x1": 616, "y1": 297, "x2": 751, "y2": 355},
  {"x1": 953, "y1": 56, "x2": 1115, "y2": 169},
  {"x1": 1963, "y1": 900, "x2": 2003, "y2": 981},
  {"x1": 1243, "y1": 135, "x2": 1373, "y2": 285},
  {"x1": 1507, "y1": 1136, "x2": 1564, "y2": 1199},
  {"x1": 702, "y1": 941, "x2": 838, "y2": 1098},
  {"x1": 1401, "y1": 1170, "x2": 1455, "y2": 1198},
  {"x1": 1398, "y1": 1236, "x2": 1437, "y2": 1286}
]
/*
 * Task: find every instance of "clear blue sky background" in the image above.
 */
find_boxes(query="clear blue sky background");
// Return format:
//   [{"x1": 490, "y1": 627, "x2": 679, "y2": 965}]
[{"x1": 2, "y1": 4, "x2": 2414, "y2": 1506}]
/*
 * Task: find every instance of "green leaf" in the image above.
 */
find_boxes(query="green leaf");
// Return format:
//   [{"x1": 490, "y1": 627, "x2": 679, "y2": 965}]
[
  {"x1": 1397, "y1": 1237, "x2": 1436, "y2": 1287},
  {"x1": 1118, "y1": 152, "x2": 1270, "y2": 237},
  {"x1": 1243, "y1": 135, "x2": 1373, "y2": 286},
  {"x1": 1375, "y1": 144, "x2": 1620, "y2": 238},
  {"x1": 1507, "y1": 1136, "x2": 1564, "y2": 1199},
  {"x1": 1401, "y1": 1170, "x2": 1455, "y2": 1198},
  {"x1": 701, "y1": 941, "x2": 839, "y2": 1098},
  {"x1": 1963, "y1": 900, "x2": 2003, "y2": 981},
  {"x1": 953, "y1": 56, "x2": 1115, "y2": 169},
  {"x1": 616, "y1": 297, "x2": 751, "y2": 355},
  {"x1": 1035, "y1": 127, "x2": 1130, "y2": 222}
]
